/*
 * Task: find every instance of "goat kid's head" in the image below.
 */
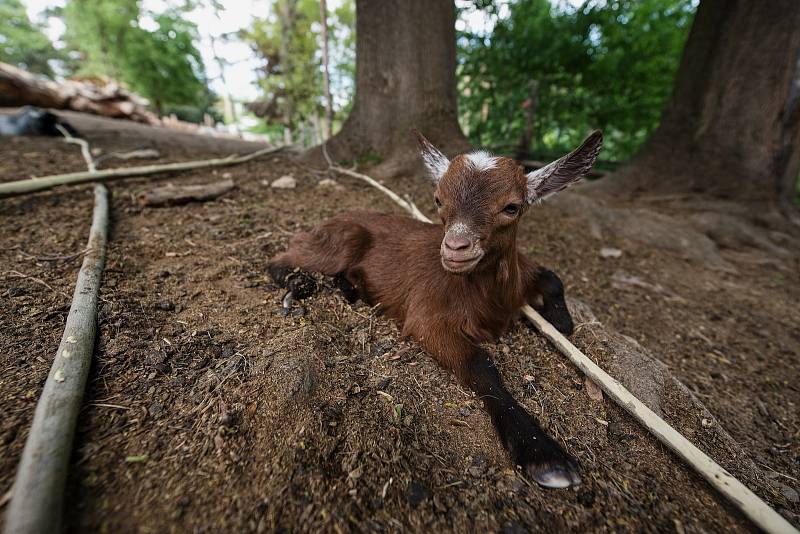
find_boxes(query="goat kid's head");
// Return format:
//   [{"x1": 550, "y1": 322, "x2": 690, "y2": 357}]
[{"x1": 414, "y1": 129, "x2": 602, "y2": 274}]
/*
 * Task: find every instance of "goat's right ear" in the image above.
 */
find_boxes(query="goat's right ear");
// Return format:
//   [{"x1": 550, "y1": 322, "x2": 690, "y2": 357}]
[
  {"x1": 526, "y1": 130, "x2": 602, "y2": 203},
  {"x1": 412, "y1": 128, "x2": 450, "y2": 184}
]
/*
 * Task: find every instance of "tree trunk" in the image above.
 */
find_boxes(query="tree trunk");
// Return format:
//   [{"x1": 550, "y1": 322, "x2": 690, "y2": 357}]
[
  {"x1": 595, "y1": 0, "x2": 800, "y2": 210},
  {"x1": 305, "y1": 0, "x2": 469, "y2": 177},
  {"x1": 515, "y1": 80, "x2": 539, "y2": 161},
  {"x1": 319, "y1": 0, "x2": 333, "y2": 139}
]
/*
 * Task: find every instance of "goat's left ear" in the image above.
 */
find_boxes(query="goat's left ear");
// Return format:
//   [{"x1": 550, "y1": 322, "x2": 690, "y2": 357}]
[
  {"x1": 412, "y1": 128, "x2": 450, "y2": 184},
  {"x1": 526, "y1": 130, "x2": 602, "y2": 203}
]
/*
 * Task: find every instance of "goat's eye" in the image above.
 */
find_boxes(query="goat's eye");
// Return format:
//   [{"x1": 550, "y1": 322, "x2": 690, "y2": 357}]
[
  {"x1": 435, "y1": 196, "x2": 442, "y2": 208},
  {"x1": 503, "y1": 203, "x2": 520, "y2": 216}
]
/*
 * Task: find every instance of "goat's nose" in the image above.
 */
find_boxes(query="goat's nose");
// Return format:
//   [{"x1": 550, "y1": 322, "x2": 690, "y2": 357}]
[{"x1": 444, "y1": 234, "x2": 472, "y2": 251}]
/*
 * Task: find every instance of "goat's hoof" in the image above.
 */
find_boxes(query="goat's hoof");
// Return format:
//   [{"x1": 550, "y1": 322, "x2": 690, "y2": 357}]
[
  {"x1": 526, "y1": 461, "x2": 582, "y2": 489},
  {"x1": 286, "y1": 273, "x2": 317, "y2": 300},
  {"x1": 548, "y1": 314, "x2": 574, "y2": 337}
]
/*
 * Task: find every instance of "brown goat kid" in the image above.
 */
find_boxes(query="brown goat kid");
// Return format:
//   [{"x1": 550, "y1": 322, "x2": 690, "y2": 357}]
[{"x1": 269, "y1": 130, "x2": 602, "y2": 488}]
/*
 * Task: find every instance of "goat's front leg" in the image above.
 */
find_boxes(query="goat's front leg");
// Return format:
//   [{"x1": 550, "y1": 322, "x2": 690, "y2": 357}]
[
  {"x1": 522, "y1": 262, "x2": 574, "y2": 336},
  {"x1": 451, "y1": 345, "x2": 581, "y2": 488}
]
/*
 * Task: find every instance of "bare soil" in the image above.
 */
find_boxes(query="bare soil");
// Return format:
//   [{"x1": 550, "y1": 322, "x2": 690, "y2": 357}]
[{"x1": 1, "y1": 114, "x2": 798, "y2": 533}]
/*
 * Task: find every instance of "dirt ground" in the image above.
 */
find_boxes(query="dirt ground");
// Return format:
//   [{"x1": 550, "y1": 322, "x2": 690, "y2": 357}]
[{"x1": 1, "y1": 113, "x2": 798, "y2": 533}]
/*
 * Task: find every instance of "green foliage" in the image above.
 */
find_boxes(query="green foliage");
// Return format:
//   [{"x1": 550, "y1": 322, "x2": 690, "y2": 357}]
[
  {"x1": 0, "y1": 0, "x2": 63, "y2": 77},
  {"x1": 241, "y1": 0, "x2": 355, "y2": 135},
  {"x1": 62, "y1": 0, "x2": 213, "y2": 114},
  {"x1": 458, "y1": 0, "x2": 696, "y2": 161}
]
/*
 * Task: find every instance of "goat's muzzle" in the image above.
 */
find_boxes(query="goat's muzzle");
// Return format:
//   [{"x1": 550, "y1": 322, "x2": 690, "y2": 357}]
[{"x1": 441, "y1": 223, "x2": 484, "y2": 274}]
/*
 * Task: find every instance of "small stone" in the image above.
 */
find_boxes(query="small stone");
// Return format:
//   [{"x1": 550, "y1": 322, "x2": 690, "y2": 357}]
[
  {"x1": 156, "y1": 300, "x2": 175, "y2": 311},
  {"x1": 468, "y1": 455, "x2": 487, "y2": 477},
  {"x1": 407, "y1": 481, "x2": 429, "y2": 507},
  {"x1": 778, "y1": 483, "x2": 799, "y2": 504},
  {"x1": 371, "y1": 339, "x2": 395, "y2": 358},
  {"x1": 318, "y1": 178, "x2": 343, "y2": 190},
  {"x1": 600, "y1": 247, "x2": 622, "y2": 258},
  {"x1": 577, "y1": 489, "x2": 596, "y2": 507},
  {"x1": 270, "y1": 175, "x2": 297, "y2": 189}
]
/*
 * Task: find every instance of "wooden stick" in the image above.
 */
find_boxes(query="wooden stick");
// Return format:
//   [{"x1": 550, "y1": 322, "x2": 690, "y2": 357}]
[
  {"x1": 331, "y1": 166, "x2": 429, "y2": 222},
  {"x1": 137, "y1": 178, "x2": 235, "y2": 206},
  {"x1": 3, "y1": 184, "x2": 110, "y2": 534},
  {"x1": 334, "y1": 167, "x2": 797, "y2": 534},
  {"x1": 0, "y1": 145, "x2": 285, "y2": 198},
  {"x1": 55, "y1": 125, "x2": 96, "y2": 173}
]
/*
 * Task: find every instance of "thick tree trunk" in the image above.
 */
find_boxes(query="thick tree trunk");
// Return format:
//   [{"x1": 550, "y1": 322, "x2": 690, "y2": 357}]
[
  {"x1": 305, "y1": 0, "x2": 469, "y2": 177},
  {"x1": 595, "y1": 0, "x2": 800, "y2": 209}
]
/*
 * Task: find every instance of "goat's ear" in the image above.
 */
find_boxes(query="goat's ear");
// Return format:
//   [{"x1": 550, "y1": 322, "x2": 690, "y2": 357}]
[
  {"x1": 525, "y1": 130, "x2": 602, "y2": 203},
  {"x1": 412, "y1": 128, "x2": 450, "y2": 184}
]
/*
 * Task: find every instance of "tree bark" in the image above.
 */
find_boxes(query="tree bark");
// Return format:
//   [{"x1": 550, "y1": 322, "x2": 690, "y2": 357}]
[
  {"x1": 594, "y1": 0, "x2": 800, "y2": 210},
  {"x1": 319, "y1": 0, "x2": 333, "y2": 139},
  {"x1": 305, "y1": 0, "x2": 469, "y2": 177},
  {"x1": 515, "y1": 80, "x2": 539, "y2": 161}
]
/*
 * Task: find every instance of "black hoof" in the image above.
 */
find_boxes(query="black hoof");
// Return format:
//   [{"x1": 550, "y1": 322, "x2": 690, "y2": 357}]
[
  {"x1": 287, "y1": 273, "x2": 316, "y2": 300},
  {"x1": 542, "y1": 303, "x2": 574, "y2": 336},
  {"x1": 525, "y1": 456, "x2": 582, "y2": 489},
  {"x1": 334, "y1": 274, "x2": 360, "y2": 304},
  {"x1": 498, "y1": 408, "x2": 581, "y2": 489},
  {"x1": 268, "y1": 263, "x2": 317, "y2": 300}
]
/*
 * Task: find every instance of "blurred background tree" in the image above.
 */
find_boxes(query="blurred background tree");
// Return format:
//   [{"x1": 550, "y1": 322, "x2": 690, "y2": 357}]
[
  {"x1": 0, "y1": 0, "x2": 64, "y2": 77},
  {"x1": 458, "y1": 0, "x2": 696, "y2": 164},
  {"x1": 241, "y1": 0, "x2": 354, "y2": 144},
  {"x1": 61, "y1": 0, "x2": 214, "y2": 116}
]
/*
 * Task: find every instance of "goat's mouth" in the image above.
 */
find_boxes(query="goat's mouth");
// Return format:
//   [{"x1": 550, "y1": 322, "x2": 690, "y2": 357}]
[{"x1": 441, "y1": 252, "x2": 483, "y2": 274}]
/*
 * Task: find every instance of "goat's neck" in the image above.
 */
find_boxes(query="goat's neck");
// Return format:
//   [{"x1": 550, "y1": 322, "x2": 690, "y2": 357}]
[{"x1": 472, "y1": 239, "x2": 522, "y2": 292}]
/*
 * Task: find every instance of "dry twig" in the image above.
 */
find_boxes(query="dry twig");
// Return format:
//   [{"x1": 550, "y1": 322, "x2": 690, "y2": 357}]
[{"x1": 0, "y1": 145, "x2": 285, "y2": 198}]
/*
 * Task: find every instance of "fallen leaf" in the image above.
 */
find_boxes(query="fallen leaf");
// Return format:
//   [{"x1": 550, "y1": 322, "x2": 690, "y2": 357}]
[{"x1": 585, "y1": 377, "x2": 604, "y2": 402}]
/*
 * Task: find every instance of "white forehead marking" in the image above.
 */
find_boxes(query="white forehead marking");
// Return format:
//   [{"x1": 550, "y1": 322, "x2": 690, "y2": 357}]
[{"x1": 465, "y1": 151, "x2": 498, "y2": 172}]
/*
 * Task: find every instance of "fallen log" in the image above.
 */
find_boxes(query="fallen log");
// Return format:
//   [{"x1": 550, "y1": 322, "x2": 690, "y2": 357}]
[
  {"x1": 331, "y1": 166, "x2": 797, "y2": 534},
  {"x1": 0, "y1": 62, "x2": 159, "y2": 125},
  {"x1": 3, "y1": 185, "x2": 109, "y2": 534},
  {"x1": 0, "y1": 145, "x2": 285, "y2": 198},
  {"x1": 137, "y1": 178, "x2": 235, "y2": 206}
]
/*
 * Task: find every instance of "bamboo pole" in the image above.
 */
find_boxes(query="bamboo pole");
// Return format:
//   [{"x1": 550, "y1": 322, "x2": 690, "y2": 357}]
[
  {"x1": 332, "y1": 167, "x2": 798, "y2": 534},
  {"x1": 0, "y1": 145, "x2": 285, "y2": 198},
  {"x1": 3, "y1": 184, "x2": 110, "y2": 534}
]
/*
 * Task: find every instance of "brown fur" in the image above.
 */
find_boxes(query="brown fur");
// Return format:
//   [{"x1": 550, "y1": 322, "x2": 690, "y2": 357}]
[{"x1": 269, "y1": 131, "x2": 602, "y2": 487}]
